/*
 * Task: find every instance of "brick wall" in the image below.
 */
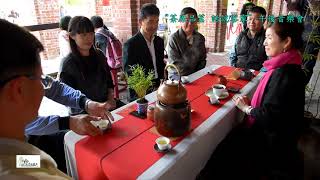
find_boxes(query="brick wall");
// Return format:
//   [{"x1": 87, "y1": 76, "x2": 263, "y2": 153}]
[
  {"x1": 94, "y1": 0, "x2": 156, "y2": 43},
  {"x1": 196, "y1": 0, "x2": 226, "y2": 52},
  {"x1": 34, "y1": 0, "x2": 60, "y2": 60},
  {"x1": 195, "y1": 0, "x2": 215, "y2": 51},
  {"x1": 271, "y1": 0, "x2": 284, "y2": 16}
]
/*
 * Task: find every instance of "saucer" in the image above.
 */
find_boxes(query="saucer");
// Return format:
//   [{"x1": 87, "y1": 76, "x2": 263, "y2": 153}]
[
  {"x1": 181, "y1": 80, "x2": 190, "y2": 84},
  {"x1": 218, "y1": 91, "x2": 229, "y2": 99},
  {"x1": 154, "y1": 143, "x2": 171, "y2": 153},
  {"x1": 208, "y1": 99, "x2": 220, "y2": 105},
  {"x1": 205, "y1": 89, "x2": 229, "y2": 99}
]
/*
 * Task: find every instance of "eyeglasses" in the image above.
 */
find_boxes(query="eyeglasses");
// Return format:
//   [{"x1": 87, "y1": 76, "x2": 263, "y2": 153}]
[
  {"x1": 33, "y1": 74, "x2": 53, "y2": 89},
  {"x1": 0, "y1": 74, "x2": 53, "y2": 89}
]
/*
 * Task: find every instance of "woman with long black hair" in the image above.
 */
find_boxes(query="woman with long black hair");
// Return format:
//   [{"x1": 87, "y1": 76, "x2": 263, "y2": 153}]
[{"x1": 60, "y1": 16, "x2": 116, "y2": 115}]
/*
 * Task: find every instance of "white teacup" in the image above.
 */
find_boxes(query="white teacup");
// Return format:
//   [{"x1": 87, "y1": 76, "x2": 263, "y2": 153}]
[
  {"x1": 91, "y1": 119, "x2": 112, "y2": 132},
  {"x1": 212, "y1": 84, "x2": 227, "y2": 97},
  {"x1": 156, "y1": 136, "x2": 171, "y2": 150}
]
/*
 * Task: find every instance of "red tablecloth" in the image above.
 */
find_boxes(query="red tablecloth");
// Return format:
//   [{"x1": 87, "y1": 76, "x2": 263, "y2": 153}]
[{"x1": 75, "y1": 66, "x2": 255, "y2": 180}]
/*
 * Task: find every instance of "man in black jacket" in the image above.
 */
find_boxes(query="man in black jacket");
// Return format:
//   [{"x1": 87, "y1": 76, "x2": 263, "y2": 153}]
[
  {"x1": 123, "y1": 3, "x2": 165, "y2": 101},
  {"x1": 229, "y1": 6, "x2": 268, "y2": 71}
]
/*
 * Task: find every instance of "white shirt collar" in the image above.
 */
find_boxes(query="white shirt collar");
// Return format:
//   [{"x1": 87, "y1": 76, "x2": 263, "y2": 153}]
[
  {"x1": 140, "y1": 28, "x2": 155, "y2": 43},
  {"x1": 139, "y1": 28, "x2": 158, "y2": 79}
]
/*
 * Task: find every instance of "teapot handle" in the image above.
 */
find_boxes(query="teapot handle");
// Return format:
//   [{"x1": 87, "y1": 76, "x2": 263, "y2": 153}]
[{"x1": 164, "y1": 64, "x2": 181, "y2": 82}]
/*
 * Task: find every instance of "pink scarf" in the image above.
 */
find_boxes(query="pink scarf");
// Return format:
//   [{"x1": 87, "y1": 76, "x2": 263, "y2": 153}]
[{"x1": 246, "y1": 49, "x2": 302, "y2": 126}]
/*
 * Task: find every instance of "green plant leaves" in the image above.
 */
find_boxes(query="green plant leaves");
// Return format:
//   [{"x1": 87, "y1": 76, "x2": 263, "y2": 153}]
[
  {"x1": 309, "y1": 34, "x2": 320, "y2": 45},
  {"x1": 126, "y1": 65, "x2": 154, "y2": 98},
  {"x1": 303, "y1": 53, "x2": 316, "y2": 62}
]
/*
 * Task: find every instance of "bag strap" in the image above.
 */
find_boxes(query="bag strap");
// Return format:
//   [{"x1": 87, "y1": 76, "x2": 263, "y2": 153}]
[
  {"x1": 96, "y1": 29, "x2": 118, "y2": 41},
  {"x1": 96, "y1": 29, "x2": 108, "y2": 37}
]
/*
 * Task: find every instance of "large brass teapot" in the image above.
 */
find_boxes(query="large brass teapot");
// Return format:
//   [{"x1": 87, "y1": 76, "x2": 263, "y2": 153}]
[{"x1": 155, "y1": 64, "x2": 191, "y2": 137}]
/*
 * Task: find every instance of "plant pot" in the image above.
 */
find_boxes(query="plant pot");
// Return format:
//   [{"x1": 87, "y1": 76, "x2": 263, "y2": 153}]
[{"x1": 136, "y1": 98, "x2": 148, "y2": 115}]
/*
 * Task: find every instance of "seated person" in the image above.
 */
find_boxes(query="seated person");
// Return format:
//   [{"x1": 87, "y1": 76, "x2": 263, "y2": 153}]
[
  {"x1": 200, "y1": 17, "x2": 305, "y2": 179},
  {"x1": 26, "y1": 77, "x2": 114, "y2": 173},
  {"x1": 0, "y1": 19, "x2": 70, "y2": 179},
  {"x1": 167, "y1": 7, "x2": 206, "y2": 78},
  {"x1": 60, "y1": 16, "x2": 116, "y2": 114},
  {"x1": 240, "y1": 0, "x2": 255, "y2": 30},
  {"x1": 123, "y1": 3, "x2": 166, "y2": 101},
  {"x1": 229, "y1": 6, "x2": 268, "y2": 71}
]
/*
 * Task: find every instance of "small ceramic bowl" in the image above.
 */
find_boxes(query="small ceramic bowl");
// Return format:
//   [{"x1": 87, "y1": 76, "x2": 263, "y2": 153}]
[
  {"x1": 91, "y1": 119, "x2": 112, "y2": 133},
  {"x1": 155, "y1": 136, "x2": 171, "y2": 151}
]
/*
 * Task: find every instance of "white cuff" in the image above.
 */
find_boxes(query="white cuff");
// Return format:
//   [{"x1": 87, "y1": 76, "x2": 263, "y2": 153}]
[
  {"x1": 244, "y1": 106, "x2": 253, "y2": 115},
  {"x1": 85, "y1": 99, "x2": 91, "y2": 112}
]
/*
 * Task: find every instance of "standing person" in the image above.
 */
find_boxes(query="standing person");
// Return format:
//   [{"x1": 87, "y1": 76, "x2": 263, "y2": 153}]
[
  {"x1": 229, "y1": 6, "x2": 268, "y2": 70},
  {"x1": 167, "y1": 7, "x2": 206, "y2": 77},
  {"x1": 199, "y1": 17, "x2": 305, "y2": 179},
  {"x1": 123, "y1": 3, "x2": 166, "y2": 101},
  {"x1": 59, "y1": 16, "x2": 72, "y2": 59},
  {"x1": 240, "y1": 0, "x2": 255, "y2": 30},
  {"x1": 60, "y1": 16, "x2": 116, "y2": 115},
  {"x1": 91, "y1": 15, "x2": 114, "y2": 56},
  {"x1": 0, "y1": 19, "x2": 70, "y2": 179}
]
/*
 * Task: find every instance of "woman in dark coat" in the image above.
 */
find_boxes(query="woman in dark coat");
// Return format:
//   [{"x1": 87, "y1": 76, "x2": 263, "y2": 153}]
[
  {"x1": 60, "y1": 16, "x2": 116, "y2": 115},
  {"x1": 198, "y1": 17, "x2": 305, "y2": 180}
]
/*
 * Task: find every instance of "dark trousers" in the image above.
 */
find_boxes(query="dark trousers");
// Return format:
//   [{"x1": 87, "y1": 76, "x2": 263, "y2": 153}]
[
  {"x1": 27, "y1": 130, "x2": 68, "y2": 173},
  {"x1": 197, "y1": 126, "x2": 303, "y2": 180}
]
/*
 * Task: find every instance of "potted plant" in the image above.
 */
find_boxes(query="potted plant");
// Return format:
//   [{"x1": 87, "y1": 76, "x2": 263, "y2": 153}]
[{"x1": 126, "y1": 65, "x2": 154, "y2": 115}]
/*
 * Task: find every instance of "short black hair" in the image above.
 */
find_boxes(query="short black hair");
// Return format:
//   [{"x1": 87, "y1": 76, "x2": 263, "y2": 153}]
[
  {"x1": 138, "y1": 3, "x2": 160, "y2": 20},
  {"x1": 59, "y1": 16, "x2": 71, "y2": 31},
  {"x1": 180, "y1": 7, "x2": 198, "y2": 18},
  {"x1": 0, "y1": 19, "x2": 43, "y2": 87},
  {"x1": 268, "y1": 16, "x2": 304, "y2": 49},
  {"x1": 249, "y1": 6, "x2": 267, "y2": 17},
  {"x1": 90, "y1": 16, "x2": 104, "y2": 29}
]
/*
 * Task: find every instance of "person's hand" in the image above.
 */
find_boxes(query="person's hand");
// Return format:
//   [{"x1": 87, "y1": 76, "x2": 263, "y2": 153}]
[
  {"x1": 105, "y1": 99, "x2": 116, "y2": 111},
  {"x1": 240, "y1": 95, "x2": 250, "y2": 105},
  {"x1": 69, "y1": 114, "x2": 103, "y2": 136},
  {"x1": 232, "y1": 95, "x2": 251, "y2": 113},
  {"x1": 86, "y1": 100, "x2": 114, "y2": 121}
]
